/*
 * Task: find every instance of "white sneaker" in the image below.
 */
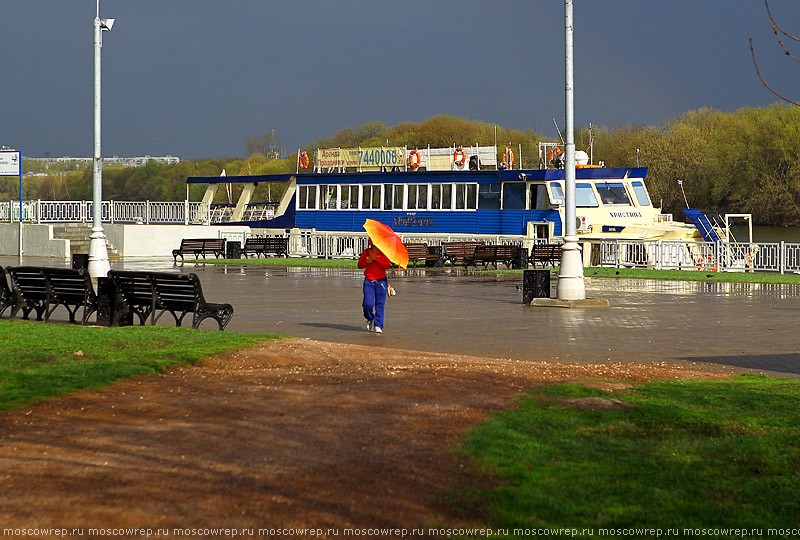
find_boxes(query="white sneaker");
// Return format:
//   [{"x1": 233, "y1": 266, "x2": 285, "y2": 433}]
[
  {"x1": 374, "y1": 326, "x2": 383, "y2": 334},
  {"x1": 366, "y1": 319, "x2": 374, "y2": 332}
]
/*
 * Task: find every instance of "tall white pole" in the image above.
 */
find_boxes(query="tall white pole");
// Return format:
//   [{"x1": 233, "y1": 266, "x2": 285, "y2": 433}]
[
  {"x1": 88, "y1": 0, "x2": 111, "y2": 278},
  {"x1": 556, "y1": 0, "x2": 586, "y2": 300}
]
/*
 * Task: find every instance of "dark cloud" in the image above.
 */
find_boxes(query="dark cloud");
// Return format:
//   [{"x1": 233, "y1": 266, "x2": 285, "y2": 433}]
[{"x1": 2, "y1": 0, "x2": 799, "y2": 159}]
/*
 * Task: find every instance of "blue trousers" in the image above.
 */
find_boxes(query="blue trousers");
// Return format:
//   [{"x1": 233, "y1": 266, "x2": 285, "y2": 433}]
[{"x1": 363, "y1": 278, "x2": 388, "y2": 329}]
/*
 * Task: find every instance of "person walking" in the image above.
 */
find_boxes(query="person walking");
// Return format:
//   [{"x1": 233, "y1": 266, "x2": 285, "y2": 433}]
[{"x1": 358, "y1": 241, "x2": 392, "y2": 334}]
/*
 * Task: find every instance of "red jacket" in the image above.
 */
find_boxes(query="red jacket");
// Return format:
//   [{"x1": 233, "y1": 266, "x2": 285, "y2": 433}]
[{"x1": 358, "y1": 248, "x2": 391, "y2": 280}]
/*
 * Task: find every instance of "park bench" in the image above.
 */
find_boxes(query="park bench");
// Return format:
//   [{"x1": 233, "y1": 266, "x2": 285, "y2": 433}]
[
  {"x1": 441, "y1": 241, "x2": 485, "y2": 266},
  {"x1": 530, "y1": 244, "x2": 563, "y2": 268},
  {"x1": 172, "y1": 238, "x2": 226, "y2": 262},
  {"x1": 241, "y1": 236, "x2": 289, "y2": 258},
  {"x1": 6, "y1": 266, "x2": 98, "y2": 324},
  {"x1": 404, "y1": 243, "x2": 443, "y2": 267},
  {"x1": 463, "y1": 244, "x2": 525, "y2": 270},
  {"x1": 0, "y1": 266, "x2": 14, "y2": 318},
  {"x1": 108, "y1": 270, "x2": 234, "y2": 330}
]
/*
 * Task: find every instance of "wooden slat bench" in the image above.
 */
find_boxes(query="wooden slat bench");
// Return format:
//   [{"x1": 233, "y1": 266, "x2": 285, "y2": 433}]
[
  {"x1": 441, "y1": 241, "x2": 485, "y2": 266},
  {"x1": 6, "y1": 266, "x2": 98, "y2": 324},
  {"x1": 530, "y1": 244, "x2": 563, "y2": 268},
  {"x1": 463, "y1": 245, "x2": 525, "y2": 270},
  {"x1": 0, "y1": 266, "x2": 14, "y2": 318},
  {"x1": 241, "y1": 236, "x2": 289, "y2": 258},
  {"x1": 172, "y1": 238, "x2": 226, "y2": 262},
  {"x1": 405, "y1": 243, "x2": 443, "y2": 267},
  {"x1": 108, "y1": 270, "x2": 233, "y2": 330}
]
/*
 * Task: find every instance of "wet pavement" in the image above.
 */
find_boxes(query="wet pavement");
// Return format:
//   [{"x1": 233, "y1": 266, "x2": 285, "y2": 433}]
[{"x1": 3, "y1": 256, "x2": 800, "y2": 379}]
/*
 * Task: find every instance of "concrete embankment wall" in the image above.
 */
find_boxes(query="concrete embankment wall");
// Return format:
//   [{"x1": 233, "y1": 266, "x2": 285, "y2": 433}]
[
  {"x1": 0, "y1": 223, "x2": 250, "y2": 258},
  {"x1": 0, "y1": 224, "x2": 69, "y2": 259},
  {"x1": 104, "y1": 224, "x2": 250, "y2": 257}
]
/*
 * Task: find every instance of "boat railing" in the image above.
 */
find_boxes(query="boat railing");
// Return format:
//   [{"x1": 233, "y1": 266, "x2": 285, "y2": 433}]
[{"x1": 0, "y1": 199, "x2": 211, "y2": 225}]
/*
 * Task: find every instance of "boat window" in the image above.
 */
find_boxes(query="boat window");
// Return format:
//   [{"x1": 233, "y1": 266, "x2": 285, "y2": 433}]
[
  {"x1": 576, "y1": 183, "x2": 599, "y2": 207},
  {"x1": 454, "y1": 183, "x2": 477, "y2": 210},
  {"x1": 442, "y1": 184, "x2": 453, "y2": 210},
  {"x1": 478, "y1": 184, "x2": 501, "y2": 210},
  {"x1": 341, "y1": 186, "x2": 351, "y2": 209},
  {"x1": 350, "y1": 185, "x2": 359, "y2": 208},
  {"x1": 502, "y1": 182, "x2": 526, "y2": 210},
  {"x1": 632, "y1": 181, "x2": 650, "y2": 206},
  {"x1": 298, "y1": 185, "x2": 317, "y2": 210},
  {"x1": 383, "y1": 184, "x2": 402, "y2": 210},
  {"x1": 362, "y1": 184, "x2": 382, "y2": 210},
  {"x1": 320, "y1": 185, "x2": 337, "y2": 209},
  {"x1": 529, "y1": 184, "x2": 550, "y2": 210},
  {"x1": 595, "y1": 182, "x2": 630, "y2": 205},
  {"x1": 431, "y1": 184, "x2": 453, "y2": 210},
  {"x1": 407, "y1": 184, "x2": 428, "y2": 210},
  {"x1": 550, "y1": 182, "x2": 564, "y2": 205}
]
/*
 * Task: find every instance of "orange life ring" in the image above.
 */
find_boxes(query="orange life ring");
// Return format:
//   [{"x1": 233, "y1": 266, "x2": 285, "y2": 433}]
[
  {"x1": 502, "y1": 149, "x2": 515, "y2": 166},
  {"x1": 453, "y1": 147, "x2": 466, "y2": 167},
  {"x1": 408, "y1": 149, "x2": 421, "y2": 170},
  {"x1": 298, "y1": 151, "x2": 309, "y2": 169},
  {"x1": 698, "y1": 255, "x2": 718, "y2": 272}
]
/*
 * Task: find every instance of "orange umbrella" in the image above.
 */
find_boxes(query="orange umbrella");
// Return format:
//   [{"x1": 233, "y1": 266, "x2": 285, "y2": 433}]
[{"x1": 363, "y1": 219, "x2": 409, "y2": 270}]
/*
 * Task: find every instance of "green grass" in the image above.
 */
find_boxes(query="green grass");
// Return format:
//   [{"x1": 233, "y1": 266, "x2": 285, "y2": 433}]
[
  {"x1": 0, "y1": 320, "x2": 281, "y2": 410},
  {"x1": 448, "y1": 376, "x2": 800, "y2": 537}
]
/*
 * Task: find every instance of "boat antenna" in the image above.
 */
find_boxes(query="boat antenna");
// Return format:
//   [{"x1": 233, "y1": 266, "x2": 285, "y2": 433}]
[
  {"x1": 678, "y1": 179, "x2": 690, "y2": 209},
  {"x1": 553, "y1": 118, "x2": 566, "y2": 145}
]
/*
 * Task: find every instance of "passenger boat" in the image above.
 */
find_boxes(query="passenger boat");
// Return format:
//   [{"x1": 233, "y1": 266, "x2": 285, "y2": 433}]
[{"x1": 187, "y1": 143, "x2": 718, "y2": 244}]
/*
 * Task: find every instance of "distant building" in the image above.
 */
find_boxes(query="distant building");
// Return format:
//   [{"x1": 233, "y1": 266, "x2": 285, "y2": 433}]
[{"x1": 28, "y1": 155, "x2": 181, "y2": 167}]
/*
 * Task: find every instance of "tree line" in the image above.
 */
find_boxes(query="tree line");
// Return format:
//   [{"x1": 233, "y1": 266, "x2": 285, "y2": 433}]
[{"x1": 7, "y1": 104, "x2": 800, "y2": 226}]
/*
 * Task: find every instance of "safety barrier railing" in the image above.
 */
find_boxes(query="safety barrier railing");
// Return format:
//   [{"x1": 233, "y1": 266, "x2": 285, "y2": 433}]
[
  {"x1": 593, "y1": 239, "x2": 800, "y2": 274},
  {"x1": 1, "y1": 200, "x2": 211, "y2": 225}
]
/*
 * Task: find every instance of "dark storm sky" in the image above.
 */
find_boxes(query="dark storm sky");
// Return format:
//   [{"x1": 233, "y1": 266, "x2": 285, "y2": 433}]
[{"x1": 2, "y1": 0, "x2": 799, "y2": 159}]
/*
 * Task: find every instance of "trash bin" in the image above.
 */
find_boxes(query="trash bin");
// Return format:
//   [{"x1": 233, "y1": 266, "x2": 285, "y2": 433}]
[
  {"x1": 95, "y1": 277, "x2": 132, "y2": 327},
  {"x1": 226, "y1": 240, "x2": 242, "y2": 259},
  {"x1": 522, "y1": 269, "x2": 550, "y2": 304},
  {"x1": 72, "y1": 253, "x2": 89, "y2": 270}
]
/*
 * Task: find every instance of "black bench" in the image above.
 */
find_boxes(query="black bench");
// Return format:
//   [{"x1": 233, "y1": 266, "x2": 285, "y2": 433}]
[
  {"x1": 0, "y1": 266, "x2": 14, "y2": 318},
  {"x1": 172, "y1": 238, "x2": 226, "y2": 262},
  {"x1": 463, "y1": 245, "x2": 525, "y2": 270},
  {"x1": 442, "y1": 241, "x2": 486, "y2": 266},
  {"x1": 241, "y1": 236, "x2": 289, "y2": 258},
  {"x1": 530, "y1": 244, "x2": 563, "y2": 268},
  {"x1": 108, "y1": 270, "x2": 233, "y2": 330},
  {"x1": 6, "y1": 266, "x2": 98, "y2": 324},
  {"x1": 405, "y1": 243, "x2": 443, "y2": 267}
]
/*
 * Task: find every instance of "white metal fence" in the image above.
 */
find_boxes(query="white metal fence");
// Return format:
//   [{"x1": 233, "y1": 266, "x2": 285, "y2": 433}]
[
  {"x1": 220, "y1": 230, "x2": 800, "y2": 273},
  {"x1": 4, "y1": 200, "x2": 799, "y2": 273},
  {"x1": 0, "y1": 200, "x2": 211, "y2": 225},
  {"x1": 592, "y1": 238, "x2": 800, "y2": 274}
]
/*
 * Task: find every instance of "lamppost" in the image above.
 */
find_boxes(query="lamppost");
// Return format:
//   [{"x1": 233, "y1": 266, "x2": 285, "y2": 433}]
[
  {"x1": 556, "y1": 0, "x2": 586, "y2": 300},
  {"x1": 88, "y1": 0, "x2": 114, "y2": 279}
]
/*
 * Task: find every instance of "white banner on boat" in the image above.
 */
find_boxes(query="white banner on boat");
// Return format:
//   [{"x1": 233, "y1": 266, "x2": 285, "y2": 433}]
[{"x1": 316, "y1": 147, "x2": 405, "y2": 169}]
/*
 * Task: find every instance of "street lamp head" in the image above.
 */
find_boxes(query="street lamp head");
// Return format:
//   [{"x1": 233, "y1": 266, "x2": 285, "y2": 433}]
[{"x1": 100, "y1": 18, "x2": 115, "y2": 31}]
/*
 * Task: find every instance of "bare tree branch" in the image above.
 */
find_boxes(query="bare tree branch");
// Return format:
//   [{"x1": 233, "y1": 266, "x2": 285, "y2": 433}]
[
  {"x1": 765, "y1": 0, "x2": 800, "y2": 63},
  {"x1": 749, "y1": 38, "x2": 800, "y2": 106},
  {"x1": 765, "y1": 0, "x2": 800, "y2": 42}
]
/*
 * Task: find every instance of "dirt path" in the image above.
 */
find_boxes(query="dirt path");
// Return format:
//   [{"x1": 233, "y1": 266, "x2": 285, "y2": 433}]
[{"x1": 0, "y1": 339, "x2": 734, "y2": 539}]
